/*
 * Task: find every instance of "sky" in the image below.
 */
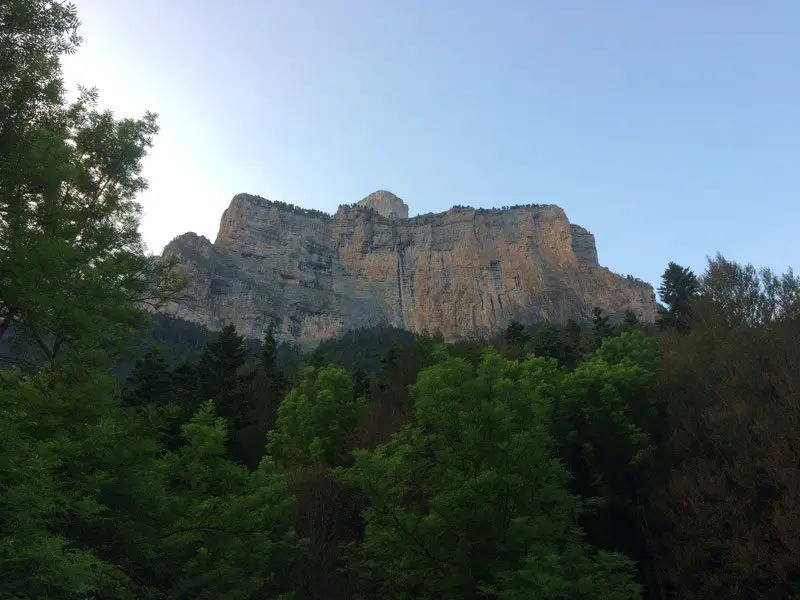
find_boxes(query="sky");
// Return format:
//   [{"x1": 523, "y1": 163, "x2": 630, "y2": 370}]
[{"x1": 61, "y1": 0, "x2": 799, "y2": 291}]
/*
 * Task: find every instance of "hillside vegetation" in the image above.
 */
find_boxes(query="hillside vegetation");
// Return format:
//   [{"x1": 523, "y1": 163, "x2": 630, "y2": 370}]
[{"x1": 2, "y1": 3, "x2": 799, "y2": 599}]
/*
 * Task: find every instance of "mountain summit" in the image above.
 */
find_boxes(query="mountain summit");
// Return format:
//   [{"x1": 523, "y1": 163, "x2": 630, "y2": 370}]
[{"x1": 356, "y1": 190, "x2": 409, "y2": 219}]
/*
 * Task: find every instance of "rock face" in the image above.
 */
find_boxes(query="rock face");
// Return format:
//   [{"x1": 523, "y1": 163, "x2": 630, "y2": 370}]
[
  {"x1": 161, "y1": 192, "x2": 657, "y2": 346},
  {"x1": 356, "y1": 190, "x2": 409, "y2": 219}
]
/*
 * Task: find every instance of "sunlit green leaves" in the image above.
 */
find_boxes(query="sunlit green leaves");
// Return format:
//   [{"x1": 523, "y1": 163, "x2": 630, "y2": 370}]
[{"x1": 268, "y1": 365, "x2": 366, "y2": 469}]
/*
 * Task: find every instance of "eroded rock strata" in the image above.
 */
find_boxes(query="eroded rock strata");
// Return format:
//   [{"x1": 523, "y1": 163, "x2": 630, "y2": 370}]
[{"x1": 160, "y1": 190, "x2": 657, "y2": 346}]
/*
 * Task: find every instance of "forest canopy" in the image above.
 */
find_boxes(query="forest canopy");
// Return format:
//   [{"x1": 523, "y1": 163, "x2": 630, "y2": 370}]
[{"x1": 2, "y1": 2, "x2": 799, "y2": 599}]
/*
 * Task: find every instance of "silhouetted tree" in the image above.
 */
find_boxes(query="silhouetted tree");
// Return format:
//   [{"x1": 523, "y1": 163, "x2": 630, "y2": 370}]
[
  {"x1": 592, "y1": 307, "x2": 614, "y2": 345},
  {"x1": 657, "y1": 262, "x2": 699, "y2": 333},
  {"x1": 122, "y1": 347, "x2": 172, "y2": 408},
  {"x1": 532, "y1": 323, "x2": 564, "y2": 363},
  {"x1": 505, "y1": 320, "x2": 529, "y2": 349},
  {"x1": 561, "y1": 318, "x2": 585, "y2": 369},
  {"x1": 698, "y1": 252, "x2": 800, "y2": 328},
  {"x1": 621, "y1": 310, "x2": 641, "y2": 332},
  {"x1": 656, "y1": 266, "x2": 800, "y2": 599}
]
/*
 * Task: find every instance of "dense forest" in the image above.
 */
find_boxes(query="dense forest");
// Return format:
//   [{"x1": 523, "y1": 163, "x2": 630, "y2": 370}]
[{"x1": 2, "y1": 2, "x2": 800, "y2": 599}]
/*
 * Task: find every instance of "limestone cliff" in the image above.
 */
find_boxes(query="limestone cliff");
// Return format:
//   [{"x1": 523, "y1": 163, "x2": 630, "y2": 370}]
[{"x1": 160, "y1": 191, "x2": 657, "y2": 346}]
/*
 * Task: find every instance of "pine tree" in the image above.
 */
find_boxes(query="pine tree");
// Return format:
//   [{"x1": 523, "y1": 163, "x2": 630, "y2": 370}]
[
  {"x1": 122, "y1": 347, "x2": 173, "y2": 407},
  {"x1": 261, "y1": 322, "x2": 278, "y2": 374},
  {"x1": 307, "y1": 345, "x2": 327, "y2": 368},
  {"x1": 592, "y1": 307, "x2": 614, "y2": 345},
  {"x1": 200, "y1": 323, "x2": 247, "y2": 381},
  {"x1": 621, "y1": 310, "x2": 640, "y2": 331},
  {"x1": 196, "y1": 323, "x2": 248, "y2": 423},
  {"x1": 532, "y1": 323, "x2": 564, "y2": 363},
  {"x1": 657, "y1": 262, "x2": 699, "y2": 333},
  {"x1": 561, "y1": 318, "x2": 584, "y2": 368},
  {"x1": 505, "y1": 320, "x2": 529, "y2": 348},
  {"x1": 234, "y1": 324, "x2": 290, "y2": 469}
]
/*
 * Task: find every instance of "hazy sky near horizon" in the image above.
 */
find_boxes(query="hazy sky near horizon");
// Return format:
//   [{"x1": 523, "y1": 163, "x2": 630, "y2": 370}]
[{"x1": 61, "y1": 1, "x2": 799, "y2": 290}]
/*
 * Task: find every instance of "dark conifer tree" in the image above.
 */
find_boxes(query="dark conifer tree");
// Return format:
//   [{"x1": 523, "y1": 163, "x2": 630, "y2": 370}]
[
  {"x1": 194, "y1": 324, "x2": 254, "y2": 461},
  {"x1": 234, "y1": 324, "x2": 291, "y2": 468},
  {"x1": 657, "y1": 262, "x2": 699, "y2": 333},
  {"x1": 592, "y1": 307, "x2": 614, "y2": 345},
  {"x1": 561, "y1": 318, "x2": 584, "y2": 368},
  {"x1": 505, "y1": 319, "x2": 527, "y2": 346},
  {"x1": 532, "y1": 322, "x2": 564, "y2": 363},
  {"x1": 122, "y1": 347, "x2": 172, "y2": 408},
  {"x1": 621, "y1": 310, "x2": 641, "y2": 332}
]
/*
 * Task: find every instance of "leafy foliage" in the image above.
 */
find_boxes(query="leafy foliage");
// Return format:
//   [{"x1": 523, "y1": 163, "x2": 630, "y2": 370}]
[
  {"x1": 504, "y1": 319, "x2": 529, "y2": 349},
  {"x1": 0, "y1": 361, "x2": 301, "y2": 599},
  {"x1": 698, "y1": 252, "x2": 800, "y2": 327},
  {"x1": 0, "y1": 0, "x2": 181, "y2": 367},
  {"x1": 268, "y1": 365, "x2": 366, "y2": 469},
  {"x1": 340, "y1": 349, "x2": 641, "y2": 599},
  {"x1": 4, "y1": 3, "x2": 799, "y2": 599},
  {"x1": 655, "y1": 261, "x2": 800, "y2": 599}
]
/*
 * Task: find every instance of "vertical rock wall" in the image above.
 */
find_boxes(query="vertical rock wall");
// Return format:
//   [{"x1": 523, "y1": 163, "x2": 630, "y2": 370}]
[{"x1": 161, "y1": 192, "x2": 657, "y2": 345}]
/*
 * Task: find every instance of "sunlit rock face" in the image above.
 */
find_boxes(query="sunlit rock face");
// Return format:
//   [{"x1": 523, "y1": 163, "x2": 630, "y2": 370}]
[
  {"x1": 160, "y1": 191, "x2": 657, "y2": 347},
  {"x1": 356, "y1": 190, "x2": 409, "y2": 219}
]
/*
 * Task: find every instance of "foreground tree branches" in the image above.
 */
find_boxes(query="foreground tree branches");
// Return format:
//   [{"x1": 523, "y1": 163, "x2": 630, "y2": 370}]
[{"x1": 0, "y1": 0, "x2": 181, "y2": 364}]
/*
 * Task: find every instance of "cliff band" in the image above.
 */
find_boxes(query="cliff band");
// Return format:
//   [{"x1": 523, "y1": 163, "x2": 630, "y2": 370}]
[{"x1": 160, "y1": 190, "x2": 657, "y2": 345}]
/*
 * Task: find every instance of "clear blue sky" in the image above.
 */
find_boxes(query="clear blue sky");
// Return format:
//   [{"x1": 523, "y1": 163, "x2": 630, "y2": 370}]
[{"x1": 62, "y1": 1, "x2": 799, "y2": 291}]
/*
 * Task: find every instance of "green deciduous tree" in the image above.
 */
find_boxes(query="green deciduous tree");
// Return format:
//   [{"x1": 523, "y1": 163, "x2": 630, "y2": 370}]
[
  {"x1": 0, "y1": 361, "x2": 122, "y2": 598},
  {"x1": 341, "y1": 349, "x2": 640, "y2": 599},
  {"x1": 655, "y1": 263, "x2": 800, "y2": 599},
  {"x1": 0, "y1": 3, "x2": 306, "y2": 596},
  {"x1": 551, "y1": 331, "x2": 665, "y2": 596},
  {"x1": 268, "y1": 365, "x2": 366, "y2": 469},
  {"x1": 698, "y1": 252, "x2": 800, "y2": 328},
  {"x1": 0, "y1": 0, "x2": 181, "y2": 366},
  {"x1": 159, "y1": 401, "x2": 301, "y2": 599},
  {"x1": 0, "y1": 360, "x2": 302, "y2": 599}
]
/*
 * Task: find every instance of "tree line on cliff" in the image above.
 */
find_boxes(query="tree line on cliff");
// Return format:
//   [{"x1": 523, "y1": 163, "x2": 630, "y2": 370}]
[{"x1": 3, "y1": 2, "x2": 800, "y2": 598}]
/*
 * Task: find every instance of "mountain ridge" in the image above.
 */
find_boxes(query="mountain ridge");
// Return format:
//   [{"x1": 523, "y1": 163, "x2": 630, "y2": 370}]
[{"x1": 159, "y1": 192, "x2": 657, "y2": 346}]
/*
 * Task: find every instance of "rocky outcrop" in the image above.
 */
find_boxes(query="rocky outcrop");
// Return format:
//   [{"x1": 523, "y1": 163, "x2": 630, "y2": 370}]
[
  {"x1": 160, "y1": 192, "x2": 657, "y2": 346},
  {"x1": 356, "y1": 190, "x2": 409, "y2": 219}
]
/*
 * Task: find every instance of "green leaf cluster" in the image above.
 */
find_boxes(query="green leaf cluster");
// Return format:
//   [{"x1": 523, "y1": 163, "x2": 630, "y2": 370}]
[
  {"x1": 268, "y1": 365, "x2": 367, "y2": 468},
  {"x1": 339, "y1": 349, "x2": 642, "y2": 599}
]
